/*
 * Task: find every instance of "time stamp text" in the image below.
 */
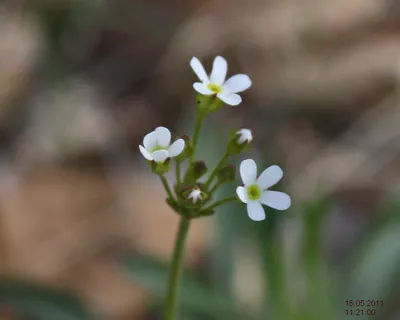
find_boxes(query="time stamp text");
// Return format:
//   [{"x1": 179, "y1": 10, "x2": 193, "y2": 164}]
[{"x1": 345, "y1": 300, "x2": 383, "y2": 316}]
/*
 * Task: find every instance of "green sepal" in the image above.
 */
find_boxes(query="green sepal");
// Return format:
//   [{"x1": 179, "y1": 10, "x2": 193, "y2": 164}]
[
  {"x1": 191, "y1": 207, "x2": 215, "y2": 218},
  {"x1": 150, "y1": 158, "x2": 171, "y2": 174},
  {"x1": 166, "y1": 197, "x2": 180, "y2": 212},
  {"x1": 196, "y1": 93, "x2": 224, "y2": 114}
]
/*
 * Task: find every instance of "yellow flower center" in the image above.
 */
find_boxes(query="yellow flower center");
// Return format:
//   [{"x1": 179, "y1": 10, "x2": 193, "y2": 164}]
[
  {"x1": 247, "y1": 184, "x2": 262, "y2": 201},
  {"x1": 152, "y1": 145, "x2": 166, "y2": 153},
  {"x1": 207, "y1": 83, "x2": 222, "y2": 94}
]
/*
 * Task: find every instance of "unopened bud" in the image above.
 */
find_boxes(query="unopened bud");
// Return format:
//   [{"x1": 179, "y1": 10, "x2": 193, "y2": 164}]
[
  {"x1": 184, "y1": 160, "x2": 208, "y2": 184},
  {"x1": 217, "y1": 164, "x2": 236, "y2": 184},
  {"x1": 227, "y1": 128, "x2": 253, "y2": 155}
]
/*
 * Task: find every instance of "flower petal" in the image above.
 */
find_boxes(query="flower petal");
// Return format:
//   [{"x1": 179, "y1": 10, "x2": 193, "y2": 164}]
[
  {"x1": 237, "y1": 128, "x2": 253, "y2": 144},
  {"x1": 193, "y1": 82, "x2": 213, "y2": 95},
  {"x1": 240, "y1": 159, "x2": 257, "y2": 185},
  {"x1": 168, "y1": 139, "x2": 185, "y2": 157},
  {"x1": 155, "y1": 127, "x2": 171, "y2": 148},
  {"x1": 246, "y1": 201, "x2": 266, "y2": 221},
  {"x1": 210, "y1": 56, "x2": 227, "y2": 85},
  {"x1": 152, "y1": 150, "x2": 169, "y2": 163},
  {"x1": 217, "y1": 93, "x2": 242, "y2": 106},
  {"x1": 236, "y1": 186, "x2": 248, "y2": 203},
  {"x1": 139, "y1": 145, "x2": 153, "y2": 160},
  {"x1": 260, "y1": 191, "x2": 291, "y2": 211},
  {"x1": 190, "y1": 57, "x2": 209, "y2": 82},
  {"x1": 224, "y1": 74, "x2": 252, "y2": 93},
  {"x1": 143, "y1": 131, "x2": 157, "y2": 150},
  {"x1": 256, "y1": 165, "x2": 283, "y2": 190}
]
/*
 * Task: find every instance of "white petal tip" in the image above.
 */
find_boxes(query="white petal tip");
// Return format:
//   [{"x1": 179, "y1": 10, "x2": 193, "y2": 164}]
[
  {"x1": 152, "y1": 150, "x2": 169, "y2": 163},
  {"x1": 236, "y1": 186, "x2": 248, "y2": 204},
  {"x1": 250, "y1": 215, "x2": 266, "y2": 222},
  {"x1": 168, "y1": 139, "x2": 185, "y2": 157},
  {"x1": 247, "y1": 201, "x2": 266, "y2": 221},
  {"x1": 218, "y1": 93, "x2": 242, "y2": 106},
  {"x1": 139, "y1": 145, "x2": 153, "y2": 161},
  {"x1": 260, "y1": 191, "x2": 291, "y2": 211},
  {"x1": 240, "y1": 159, "x2": 257, "y2": 185}
]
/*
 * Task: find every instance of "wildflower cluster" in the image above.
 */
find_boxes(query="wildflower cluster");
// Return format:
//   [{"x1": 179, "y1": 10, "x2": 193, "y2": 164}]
[{"x1": 139, "y1": 56, "x2": 290, "y2": 221}]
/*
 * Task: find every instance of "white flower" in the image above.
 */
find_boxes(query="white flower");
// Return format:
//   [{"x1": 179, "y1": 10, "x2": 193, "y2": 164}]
[
  {"x1": 190, "y1": 56, "x2": 252, "y2": 106},
  {"x1": 188, "y1": 187, "x2": 203, "y2": 204},
  {"x1": 236, "y1": 159, "x2": 291, "y2": 221},
  {"x1": 237, "y1": 128, "x2": 253, "y2": 144},
  {"x1": 139, "y1": 127, "x2": 185, "y2": 163}
]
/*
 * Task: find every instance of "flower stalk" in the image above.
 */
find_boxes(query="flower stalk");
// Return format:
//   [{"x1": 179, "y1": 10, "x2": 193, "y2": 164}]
[
  {"x1": 201, "y1": 195, "x2": 237, "y2": 213},
  {"x1": 164, "y1": 217, "x2": 191, "y2": 320},
  {"x1": 175, "y1": 160, "x2": 182, "y2": 185},
  {"x1": 204, "y1": 152, "x2": 228, "y2": 190},
  {"x1": 189, "y1": 111, "x2": 205, "y2": 165},
  {"x1": 159, "y1": 174, "x2": 175, "y2": 201}
]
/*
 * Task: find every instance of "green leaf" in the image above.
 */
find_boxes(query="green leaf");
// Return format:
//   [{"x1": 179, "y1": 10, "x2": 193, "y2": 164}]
[
  {"x1": 344, "y1": 202, "x2": 400, "y2": 320},
  {"x1": 0, "y1": 279, "x2": 95, "y2": 320},
  {"x1": 121, "y1": 254, "x2": 250, "y2": 320},
  {"x1": 300, "y1": 196, "x2": 337, "y2": 320}
]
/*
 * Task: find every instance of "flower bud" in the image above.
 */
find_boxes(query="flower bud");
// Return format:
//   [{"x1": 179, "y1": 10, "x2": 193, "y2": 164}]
[
  {"x1": 150, "y1": 158, "x2": 171, "y2": 174},
  {"x1": 227, "y1": 128, "x2": 253, "y2": 155},
  {"x1": 184, "y1": 160, "x2": 207, "y2": 184},
  {"x1": 217, "y1": 164, "x2": 236, "y2": 184},
  {"x1": 196, "y1": 93, "x2": 224, "y2": 114},
  {"x1": 176, "y1": 135, "x2": 194, "y2": 161}
]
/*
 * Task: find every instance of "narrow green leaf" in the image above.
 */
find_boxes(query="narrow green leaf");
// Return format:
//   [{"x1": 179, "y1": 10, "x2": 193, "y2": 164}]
[
  {"x1": 0, "y1": 280, "x2": 95, "y2": 320},
  {"x1": 344, "y1": 202, "x2": 400, "y2": 320},
  {"x1": 121, "y1": 254, "x2": 251, "y2": 320},
  {"x1": 301, "y1": 196, "x2": 337, "y2": 320}
]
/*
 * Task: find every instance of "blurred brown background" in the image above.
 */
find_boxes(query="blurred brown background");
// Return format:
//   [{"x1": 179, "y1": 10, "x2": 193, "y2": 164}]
[{"x1": 0, "y1": 0, "x2": 400, "y2": 319}]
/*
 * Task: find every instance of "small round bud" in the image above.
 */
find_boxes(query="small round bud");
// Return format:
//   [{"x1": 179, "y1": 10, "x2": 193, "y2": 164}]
[
  {"x1": 236, "y1": 128, "x2": 253, "y2": 145},
  {"x1": 184, "y1": 160, "x2": 208, "y2": 184},
  {"x1": 217, "y1": 164, "x2": 236, "y2": 184},
  {"x1": 227, "y1": 128, "x2": 253, "y2": 155}
]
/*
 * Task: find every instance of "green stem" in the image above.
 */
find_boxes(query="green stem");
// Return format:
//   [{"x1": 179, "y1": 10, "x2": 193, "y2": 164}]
[
  {"x1": 159, "y1": 174, "x2": 174, "y2": 200},
  {"x1": 209, "y1": 181, "x2": 221, "y2": 195},
  {"x1": 176, "y1": 161, "x2": 182, "y2": 185},
  {"x1": 189, "y1": 112, "x2": 205, "y2": 165},
  {"x1": 201, "y1": 196, "x2": 237, "y2": 213},
  {"x1": 164, "y1": 217, "x2": 191, "y2": 320},
  {"x1": 204, "y1": 153, "x2": 228, "y2": 190}
]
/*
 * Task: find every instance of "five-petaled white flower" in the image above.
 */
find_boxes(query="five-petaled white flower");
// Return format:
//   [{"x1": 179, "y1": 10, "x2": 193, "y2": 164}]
[
  {"x1": 190, "y1": 56, "x2": 252, "y2": 106},
  {"x1": 139, "y1": 127, "x2": 185, "y2": 163},
  {"x1": 236, "y1": 159, "x2": 291, "y2": 221},
  {"x1": 237, "y1": 128, "x2": 253, "y2": 144},
  {"x1": 188, "y1": 187, "x2": 203, "y2": 204}
]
